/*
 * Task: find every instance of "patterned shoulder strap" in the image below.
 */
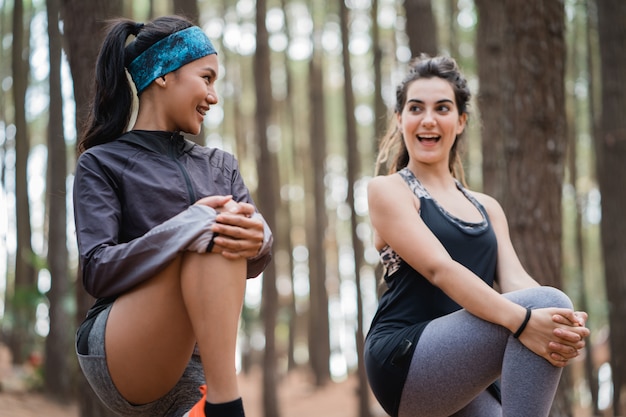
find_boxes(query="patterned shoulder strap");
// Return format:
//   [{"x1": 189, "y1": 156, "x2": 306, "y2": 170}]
[{"x1": 397, "y1": 167, "x2": 430, "y2": 199}]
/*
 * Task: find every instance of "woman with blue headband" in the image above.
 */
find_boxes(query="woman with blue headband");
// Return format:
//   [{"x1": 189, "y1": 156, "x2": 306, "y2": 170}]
[{"x1": 73, "y1": 16, "x2": 272, "y2": 417}]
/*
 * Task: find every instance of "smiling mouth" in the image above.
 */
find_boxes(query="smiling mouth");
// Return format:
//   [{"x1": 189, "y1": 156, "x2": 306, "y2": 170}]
[
  {"x1": 417, "y1": 134, "x2": 441, "y2": 142},
  {"x1": 197, "y1": 106, "x2": 209, "y2": 117}
]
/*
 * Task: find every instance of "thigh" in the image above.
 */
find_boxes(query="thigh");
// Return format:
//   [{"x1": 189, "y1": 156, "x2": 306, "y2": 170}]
[
  {"x1": 398, "y1": 286, "x2": 573, "y2": 417},
  {"x1": 105, "y1": 255, "x2": 197, "y2": 405},
  {"x1": 450, "y1": 390, "x2": 502, "y2": 417},
  {"x1": 399, "y1": 309, "x2": 508, "y2": 417}
]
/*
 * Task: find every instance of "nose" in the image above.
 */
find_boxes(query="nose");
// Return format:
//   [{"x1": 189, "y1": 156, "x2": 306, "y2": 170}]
[
  {"x1": 421, "y1": 110, "x2": 436, "y2": 127},
  {"x1": 206, "y1": 87, "x2": 218, "y2": 104}
]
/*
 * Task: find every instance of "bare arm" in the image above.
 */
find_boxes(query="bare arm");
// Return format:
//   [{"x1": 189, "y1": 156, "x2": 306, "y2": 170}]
[{"x1": 473, "y1": 192, "x2": 590, "y2": 362}]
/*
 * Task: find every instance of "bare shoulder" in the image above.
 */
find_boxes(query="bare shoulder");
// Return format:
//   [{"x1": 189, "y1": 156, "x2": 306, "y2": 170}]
[
  {"x1": 368, "y1": 173, "x2": 407, "y2": 196},
  {"x1": 368, "y1": 173, "x2": 417, "y2": 207}
]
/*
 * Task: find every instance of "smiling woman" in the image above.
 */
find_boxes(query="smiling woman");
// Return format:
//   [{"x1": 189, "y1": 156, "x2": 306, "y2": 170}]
[
  {"x1": 72, "y1": 15, "x2": 273, "y2": 417},
  {"x1": 364, "y1": 55, "x2": 589, "y2": 417}
]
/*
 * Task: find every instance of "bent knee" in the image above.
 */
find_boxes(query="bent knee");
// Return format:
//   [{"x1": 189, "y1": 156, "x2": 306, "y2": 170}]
[
  {"x1": 533, "y1": 286, "x2": 574, "y2": 308},
  {"x1": 182, "y1": 251, "x2": 246, "y2": 279},
  {"x1": 506, "y1": 286, "x2": 573, "y2": 310},
  {"x1": 534, "y1": 286, "x2": 573, "y2": 309}
]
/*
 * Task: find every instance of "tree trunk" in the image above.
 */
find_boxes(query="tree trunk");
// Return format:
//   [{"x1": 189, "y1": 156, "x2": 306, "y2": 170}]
[
  {"x1": 279, "y1": 0, "x2": 299, "y2": 373},
  {"x1": 0, "y1": 0, "x2": 8, "y2": 342},
  {"x1": 501, "y1": 0, "x2": 567, "y2": 288},
  {"x1": 583, "y1": 2, "x2": 600, "y2": 412},
  {"x1": 500, "y1": 2, "x2": 570, "y2": 416},
  {"x1": 254, "y1": 1, "x2": 280, "y2": 416},
  {"x1": 403, "y1": 0, "x2": 438, "y2": 58},
  {"x1": 446, "y1": 0, "x2": 458, "y2": 57},
  {"x1": 566, "y1": 3, "x2": 599, "y2": 414},
  {"x1": 44, "y1": 0, "x2": 71, "y2": 402},
  {"x1": 339, "y1": 2, "x2": 371, "y2": 416},
  {"x1": 173, "y1": 0, "x2": 199, "y2": 24},
  {"x1": 11, "y1": 0, "x2": 38, "y2": 367},
  {"x1": 596, "y1": 0, "x2": 626, "y2": 414},
  {"x1": 307, "y1": 0, "x2": 331, "y2": 388},
  {"x1": 475, "y1": 0, "x2": 506, "y2": 202},
  {"x1": 61, "y1": 1, "x2": 122, "y2": 415},
  {"x1": 371, "y1": 0, "x2": 386, "y2": 146}
]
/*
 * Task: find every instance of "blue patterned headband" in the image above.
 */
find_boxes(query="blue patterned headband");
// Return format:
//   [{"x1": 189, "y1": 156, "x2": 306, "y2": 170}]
[{"x1": 127, "y1": 26, "x2": 217, "y2": 94}]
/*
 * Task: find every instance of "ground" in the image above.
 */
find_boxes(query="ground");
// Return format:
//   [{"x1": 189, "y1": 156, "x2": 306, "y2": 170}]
[{"x1": 0, "y1": 367, "x2": 387, "y2": 417}]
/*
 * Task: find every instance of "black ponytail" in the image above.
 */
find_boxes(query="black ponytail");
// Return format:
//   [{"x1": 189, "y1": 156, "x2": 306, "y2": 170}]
[
  {"x1": 79, "y1": 19, "x2": 137, "y2": 152},
  {"x1": 79, "y1": 16, "x2": 194, "y2": 152}
]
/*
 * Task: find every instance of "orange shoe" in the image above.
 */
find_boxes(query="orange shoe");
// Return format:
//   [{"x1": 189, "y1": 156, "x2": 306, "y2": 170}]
[{"x1": 188, "y1": 385, "x2": 207, "y2": 417}]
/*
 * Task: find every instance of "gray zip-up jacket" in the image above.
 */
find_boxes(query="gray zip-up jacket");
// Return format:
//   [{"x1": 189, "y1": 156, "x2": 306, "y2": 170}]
[{"x1": 73, "y1": 130, "x2": 272, "y2": 300}]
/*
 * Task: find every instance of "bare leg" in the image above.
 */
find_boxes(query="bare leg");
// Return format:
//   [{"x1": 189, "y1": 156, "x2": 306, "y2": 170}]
[
  {"x1": 181, "y1": 252, "x2": 246, "y2": 403},
  {"x1": 105, "y1": 252, "x2": 246, "y2": 405}
]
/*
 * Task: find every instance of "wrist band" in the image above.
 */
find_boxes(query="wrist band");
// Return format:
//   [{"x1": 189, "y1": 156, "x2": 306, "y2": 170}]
[
  {"x1": 206, "y1": 233, "x2": 219, "y2": 252},
  {"x1": 513, "y1": 307, "x2": 532, "y2": 339}
]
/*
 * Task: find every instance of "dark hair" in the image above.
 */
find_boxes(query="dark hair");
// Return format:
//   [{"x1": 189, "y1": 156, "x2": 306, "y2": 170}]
[
  {"x1": 78, "y1": 16, "x2": 194, "y2": 152},
  {"x1": 375, "y1": 55, "x2": 471, "y2": 182}
]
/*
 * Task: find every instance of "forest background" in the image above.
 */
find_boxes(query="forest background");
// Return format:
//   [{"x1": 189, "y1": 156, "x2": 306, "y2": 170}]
[{"x1": 0, "y1": 0, "x2": 625, "y2": 416}]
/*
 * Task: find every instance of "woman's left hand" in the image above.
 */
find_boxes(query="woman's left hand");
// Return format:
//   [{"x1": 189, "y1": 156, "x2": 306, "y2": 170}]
[{"x1": 210, "y1": 202, "x2": 264, "y2": 259}]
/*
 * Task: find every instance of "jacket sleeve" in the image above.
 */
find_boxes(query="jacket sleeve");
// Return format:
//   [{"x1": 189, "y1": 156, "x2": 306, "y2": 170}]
[
  {"x1": 74, "y1": 154, "x2": 219, "y2": 299},
  {"x1": 84, "y1": 206, "x2": 218, "y2": 298}
]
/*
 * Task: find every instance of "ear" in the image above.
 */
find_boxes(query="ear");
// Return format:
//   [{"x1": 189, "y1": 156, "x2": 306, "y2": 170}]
[
  {"x1": 157, "y1": 76, "x2": 166, "y2": 87},
  {"x1": 396, "y1": 112, "x2": 403, "y2": 130},
  {"x1": 457, "y1": 113, "x2": 467, "y2": 135}
]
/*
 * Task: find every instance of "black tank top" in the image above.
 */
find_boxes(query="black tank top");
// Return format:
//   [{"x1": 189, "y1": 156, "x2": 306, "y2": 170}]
[{"x1": 364, "y1": 167, "x2": 498, "y2": 416}]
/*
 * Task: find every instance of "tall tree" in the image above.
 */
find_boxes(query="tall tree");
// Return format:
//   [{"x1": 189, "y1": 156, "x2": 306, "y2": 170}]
[
  {"x1": 173, "y1": 0, "x2": 199, "y2": 24},
  {"x1": 62, "y1": 1, "x2": 122, "y2": 415},
  {"x1": 280, "y1": 0, "x2": 300, "y2": 373},
  {"x1": 371, "y1": 0, "x2": 386, "y2": 149},
  {"x1": 403, "y1": 0, "x2": 437, "y2": 58},
  {"x1": 566, "y1": 2, "x2": 598, "y2": 413},
  {"x1": 10, "y1": 0, "x2": 38, "y2": 366},
  {"x1": 307, "y1": 0, "x2": 331, "y2": 388},
  {"x1": 595, "y1": 0, "x2": 626, "y2": 414},
  {"x1": 474, "y1": 0, "x2": 506, "y2": 202},
  {"x1": 44, "y1": 0, "x2": 71, "y2": 401},
  {"x1": 582, "y1": 3, "x2": 601, "y2": 415},
  {"x1": 499, "y1": 2, "x2": 571, "y2": 416},
  {"x1": 500, "y1": 0, "x2": 567, "y2": 298},
  {"x1": 254, "y1": 0, "x2": 280, "y2": 416},
  {"x1": 446, "y1": 0, "x2": 458, "y2": 57},
  {"x1": 339, "y1": 2, "x2": 371, "y2": 416},
  {"x1": 0, "y1": 0, "x2": 11, "y2": 342}
]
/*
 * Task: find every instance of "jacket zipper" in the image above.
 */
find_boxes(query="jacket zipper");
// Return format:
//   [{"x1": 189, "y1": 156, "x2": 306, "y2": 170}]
[{"x1": 169, "y1": 133, "x2": 197, "y2": 204}]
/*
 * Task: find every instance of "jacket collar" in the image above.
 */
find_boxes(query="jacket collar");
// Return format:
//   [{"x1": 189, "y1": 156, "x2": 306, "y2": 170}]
[{"x1": 120, "y1": 130, "x2": 196, "y2": 157}]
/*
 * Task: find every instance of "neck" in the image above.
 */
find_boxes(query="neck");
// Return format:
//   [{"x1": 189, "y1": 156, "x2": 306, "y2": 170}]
[{"x1": 132, "y1": 92, "x2": 171, "y2": 131}]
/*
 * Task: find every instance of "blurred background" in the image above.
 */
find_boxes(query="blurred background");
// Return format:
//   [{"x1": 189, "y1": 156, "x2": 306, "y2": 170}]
[{"x1": 0, "y1": 0, "x2": 624, "y2": 416}]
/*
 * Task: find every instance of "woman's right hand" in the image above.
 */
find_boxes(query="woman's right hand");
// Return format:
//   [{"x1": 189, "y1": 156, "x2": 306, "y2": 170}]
[
  {"x1": 549, "y1": 310, "x2": 589, "y2": 363},
  {"x1": 518, "y1": 307, "x2": 589, "y2": 367}
]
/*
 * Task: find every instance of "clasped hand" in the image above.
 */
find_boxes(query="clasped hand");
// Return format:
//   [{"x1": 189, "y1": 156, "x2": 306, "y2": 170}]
[
  {"x1": 519, "y1": 308, "x2": 589, "y2": 368},
  {"x1": 194, "y1": 195, "x2": 264, "y2": 259}
]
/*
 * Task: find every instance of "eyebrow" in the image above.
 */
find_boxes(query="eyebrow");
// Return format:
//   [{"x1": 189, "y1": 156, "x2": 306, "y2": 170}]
[
  {"x1": 407, "y1": 98, "x2": 454, "y2": 105},
  {"x1": 201, "y1": 67, "x2": 218, "y2": 77}
]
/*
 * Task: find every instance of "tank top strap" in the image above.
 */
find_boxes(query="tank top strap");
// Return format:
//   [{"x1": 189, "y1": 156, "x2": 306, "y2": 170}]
[{"x1": 398, "y1": 167, "x2": 430, "y2": 200}]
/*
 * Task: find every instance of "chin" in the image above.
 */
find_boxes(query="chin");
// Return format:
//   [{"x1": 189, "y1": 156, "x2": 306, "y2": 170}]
[{"x1": 182, "y1": 125, "x2": 202, "y2": 136}]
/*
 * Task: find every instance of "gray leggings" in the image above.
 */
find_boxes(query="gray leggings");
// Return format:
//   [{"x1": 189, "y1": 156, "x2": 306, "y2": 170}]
[{"x1": 399, "y1": 287, "x2": 573, "y2": 417}]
